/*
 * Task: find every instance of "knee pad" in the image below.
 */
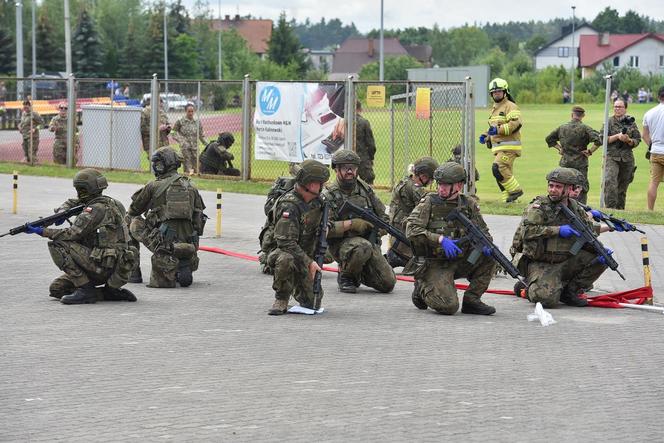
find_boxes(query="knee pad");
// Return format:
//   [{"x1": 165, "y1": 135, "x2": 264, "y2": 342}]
[{"x1": 492, "y1": 163, "x2": 504, "y2": 182}]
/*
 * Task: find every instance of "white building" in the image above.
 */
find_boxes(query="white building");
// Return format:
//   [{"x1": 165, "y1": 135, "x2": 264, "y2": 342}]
[
  {"x1": 534, "y1": 24, "x2": 598, "y2": 71},
  {"x1": 579, "y1": 33, "x2": 664, "y2": 79}
]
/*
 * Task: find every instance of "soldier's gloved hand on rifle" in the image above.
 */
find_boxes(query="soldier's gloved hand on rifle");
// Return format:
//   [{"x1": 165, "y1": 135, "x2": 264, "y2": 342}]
[
  {"x1": 597, "y1": 248, "x2": 614, "y2": 265},
  {"x1": 25, "y1": 224, "x2": 43, "y2": 236},
  {"x1": 439, "y1": 236, "x2": 462, "y2": 259},
  {"x1": 479, "y1": 134, "x2": 487, "y2": 144},
  {"x1": 559, "y1": 224, "x2": 580, "y2": 238},
  {"x1": 482, "y1": 246, "x2": 492, "y2": 257},
  {"x1": 590, "y1": 209, "x2": 602, "y2": 221},
  {"x1": 348, "y1": 218, "x2": 373, "y2": 235},
  {"x1": 487, "y1": 126, "x2": 499, "y2": 136}
]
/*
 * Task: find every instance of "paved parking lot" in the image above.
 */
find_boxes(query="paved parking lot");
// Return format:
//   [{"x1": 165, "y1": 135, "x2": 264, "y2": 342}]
[{"x1": 1, "y1": 174, "x2": 663, "y2": 442}]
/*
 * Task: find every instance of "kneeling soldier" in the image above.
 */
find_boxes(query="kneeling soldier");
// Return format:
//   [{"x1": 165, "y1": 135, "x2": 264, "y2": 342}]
[
  {"x1": 268, "y1": 160, "x2": 330, "y2": 315},
  {"x1": 406, "y1": 162, "x2": 496, "y2": 315}
]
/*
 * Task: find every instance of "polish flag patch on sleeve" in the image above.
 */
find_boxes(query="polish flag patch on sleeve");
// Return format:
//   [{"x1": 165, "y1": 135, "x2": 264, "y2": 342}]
[
  {"x1": 84, "y1": 207, "x2": 93, "y2": 213},
  {"x1": 282, "y1": 211, "x2": 289, "y2": 219}
]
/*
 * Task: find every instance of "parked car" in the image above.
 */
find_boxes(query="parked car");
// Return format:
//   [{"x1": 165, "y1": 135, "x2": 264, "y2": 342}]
[{"x1": 140, "y1": 92, "x2": 190, "y2": 111}]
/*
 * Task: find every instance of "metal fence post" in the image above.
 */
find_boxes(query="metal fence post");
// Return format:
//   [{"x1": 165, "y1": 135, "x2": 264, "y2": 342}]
[
  {"x1": 150, "y1": 74, "x2": 159, "y2": 159},
  {"x1": 463, "y1": 77, "x2": 476, "y2": 194},
  {"x1": 599, "y1": 74, "x2": 612, "y2": 209},
  {"x1": 241, "y1": 74, "x2": 251, "y2": 181},
  {"x1": 196, "y1": 80, "x2": 202, "y2": 174},
  {"x1": 390, "y1": 95, "x2": 395, "y2": 188},
  {"x1": 66, "y1": 74, "x2": 76, "y2": 168},
  {"x1": 344, "y1": 76, "x2": 355, "y2": 151},
  {"x1": 108, "y1": 79, "x2": 115, "y2": 168}
]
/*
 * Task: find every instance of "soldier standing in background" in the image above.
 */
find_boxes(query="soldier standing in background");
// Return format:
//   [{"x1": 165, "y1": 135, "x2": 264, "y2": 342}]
[
  {"x1": 386, "y1": 156, "x2": 439, "y2": 268},
  {"x1": 140, "y1": 97, "x2": 171, "y2": 157},
  {"x1": 18, "y1": 100, "x2": 44, "y2": 163},
  {"x1": 49, "y1": 102, "x2": 77, "y2": 165},
  {"x1": 600, "y1": 99, "x2": 641, "y2": 209},
  {"x1": 355, "y1": 101, "x2": 377, "y2": 185},
  {"x1": 267, "y1": 160, "x2": 330, "y2": 315},
  {"x1": 171, "y1": 103, "x2": 207, "y2": 174},
  {"x1": 323, "y1": 150, "x2": 396, "y2": 294},
  {"x1": 545, "y1": 106, "x2": 601, "y2": 204}
]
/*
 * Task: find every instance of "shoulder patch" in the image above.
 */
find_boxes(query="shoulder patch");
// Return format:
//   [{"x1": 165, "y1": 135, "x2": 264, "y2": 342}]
[
  {"x1": 84, "y1": 207, "x2": 93, "y2": 213},
  {"x1": 282, "y1": 211, "x2": 289, "y2": 219},
  {"x1": 532, "y1": 203, "x2": 540, "y2": 209}
]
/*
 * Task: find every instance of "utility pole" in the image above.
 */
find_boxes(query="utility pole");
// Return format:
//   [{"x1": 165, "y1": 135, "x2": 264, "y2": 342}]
[
  {"x1": 379, "y1": 0, "x2": 384, "y2": 81},
  {"x1": 163, "y1": 3, "x2": 168, "y2": 89},
  {"x1": 31, "y1": 0, "x2": 36, "y2": 98},
  {"x1": 218, "y1": 0, "x2": 223, "y2": 80},
  {"x1": 16, "y1": 1, "x2": 24, "y2": 99},
  {"x1": 64, "y1": 0, "x2": 72, "y2": 76},
  {"x1": 570, "y1": 5, "x2": 576, "y2": 104}
]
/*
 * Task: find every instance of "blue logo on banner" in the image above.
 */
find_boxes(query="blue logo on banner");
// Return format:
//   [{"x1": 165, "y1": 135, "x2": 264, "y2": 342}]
[{"x1": 259, "y1": 86, "x2": 281, "y2": 115}]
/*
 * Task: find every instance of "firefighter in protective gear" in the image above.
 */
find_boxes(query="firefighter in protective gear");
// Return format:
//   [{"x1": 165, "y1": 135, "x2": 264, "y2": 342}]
[{"x1": 479, "y1": 78, "x2": 524, "y2": 203}]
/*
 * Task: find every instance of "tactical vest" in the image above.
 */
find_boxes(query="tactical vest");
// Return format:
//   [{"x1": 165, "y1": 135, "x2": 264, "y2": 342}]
[
  {"x1": 327, "y1": 179, "x2": 376, "y2": 219},
  {"x1": 149, "y1": 174, "x2": 194, "y2": 223},
  {"x1": 267, "y1": 191, "x2": 322, "y2": 256},
  {"x1": 89, "y1": 195, "x2": 129, "y2": 249}
]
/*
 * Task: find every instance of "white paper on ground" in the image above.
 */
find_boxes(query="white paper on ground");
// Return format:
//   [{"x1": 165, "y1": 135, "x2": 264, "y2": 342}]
[
  {"x1": 287, "y1": 306, "x2": 325, "y2": 315},
  {"x1": 527, "y1": 302, "x2": 557, "y2": 326}
]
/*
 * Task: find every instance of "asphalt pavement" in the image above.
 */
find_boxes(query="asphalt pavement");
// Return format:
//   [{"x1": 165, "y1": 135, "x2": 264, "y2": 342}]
[{"x1": 1, "y1": 174, "x2": 663, "y2": 442}]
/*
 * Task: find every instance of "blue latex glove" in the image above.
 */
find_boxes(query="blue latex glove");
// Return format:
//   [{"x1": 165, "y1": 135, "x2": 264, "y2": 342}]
[
  {"x1": 559, "y1": 224, "x2": 580, "y2": 238},
  {"x1": 613, "y1": 223, "x2": 626, "y2": 232},
  {"x1": 482, "y1": 246, "x2": 492, "y2": 257},
  {"x1": 598, "y1": 248, "x2": 614, "y2": 265},
  {"x1": 440, "y1": 236, "x2": 462, "y2": 259},
  {"x1": 488, "y1": 126, "x2": 499, "y2": 136},
  {"x1": 589, "y1": 209, "x2": 602, "y2": 221},
  {"x1": 25, "y1": 224, "x2": 43, "y2": 235},
  {"x1": 479, "y1": 134, "x2": 487, "y2": 144}
]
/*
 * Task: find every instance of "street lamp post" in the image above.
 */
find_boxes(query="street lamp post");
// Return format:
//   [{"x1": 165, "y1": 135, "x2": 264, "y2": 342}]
[
  {"x1": 218, "y1": 0, "x2": 223, "y2": 80},
  {"x1": 379, "y1": 0, "x2": 384, "y2": 81},
  {"x1": 570, "y1": 5, "x2": 576, "y2": 104},
  {"x1": 16, "y1": 1, "x2": 24, "y2": 100}
]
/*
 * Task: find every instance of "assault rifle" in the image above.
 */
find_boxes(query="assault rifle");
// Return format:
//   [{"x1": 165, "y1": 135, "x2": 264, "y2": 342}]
[
  {"x1": 337, "y1": 200, "x2": 410, "y2": 260},
  {"x1": 312, "y1": 201, "x2": 330, "y2": 309},
  {"x1": 445, "y1": 209, "x2": 527, "y2": 287},
  {"x1": 559, "y1": 204, "x2": 626, "y2": 280},
  {"x1": 0, "y1": 205, "x2": 85, "y2": 238},
  {"x1": 579, "y1": 203, "x2": 645, "y2": 234}
]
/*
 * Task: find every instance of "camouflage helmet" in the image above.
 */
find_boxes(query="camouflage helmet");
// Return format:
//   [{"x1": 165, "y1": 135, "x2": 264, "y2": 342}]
[
  {"x1": 296, "y1": 159, "x2": 330, "y2": 185},
  {"x1": 433, "y1": 162, "x2": 467, "y2": 184},
  {"x1": 488, "y1": 77, "x2": 509, "y2": 93},
  {"x1": 546, "y1": 167, "x2": 578, "y2": 185},
  {"x1": 217, "y1": 132, "x2": 235, "y2": 147},
  {"x1": 73, "y1": 168, "x2": 108, "y2": 194},
  {"x1": 569, "y1": 168, "x2": 587, "y2": 189},
  {"x1": 288, "y1": 162, "x2": 301, "y2": 176},
  {"x1": 413, "y1": 156, "x2": 439, "y2": 176},
  {"x1": 151, "y1": 146, "x2": 182, "y2": 172},
  {"x1": 331, "y1": 149, "x2": 361, "y2": 168}
]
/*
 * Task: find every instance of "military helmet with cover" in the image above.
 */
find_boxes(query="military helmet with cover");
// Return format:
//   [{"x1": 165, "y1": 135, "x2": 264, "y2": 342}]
[
  {"x1": 73, "y1": 168, "x2": 108, "y2": 194},
  {"x1": 433, "y1": 162, "x2": 467, "y2": 184},
  {"x1": 151, "y1": 146, "x2": 182, "y2": 175},
  {"x1": 546, "y1": 167, "x2": 578, "y2": 185},
  {"x1": 413, "y1": 156, "x2": 439, "y2": 176},
  {"x1": 331, "y1": 149, "x2": 361, "y2": 168},
  {"x1": 296, "y1": 159, "x2": 330, "y2": 185},
  {"x1": 217, "y1": 132, "x2": 235, "y2": 147},
  {"x1": 488, "y1": 77, "x2": 509, "y2": 93}
]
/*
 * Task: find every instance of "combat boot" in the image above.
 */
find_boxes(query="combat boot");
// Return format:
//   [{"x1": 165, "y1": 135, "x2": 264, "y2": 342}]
[
  {"x1": 560, "y1": 287, "x2": 588, "y2": 307},
  {"x1": 102, "y1": 286, "x2": 138, "y2": 302},
  {"x1": 411, "y1": 281, "x2": 427, "y2": 310},
  {"x1": 385, "y1": 250, "x2": 408, "y2": 268},
  {"x1": 176, "y1": 260, "x2": 193, "y2": 287},
  {"x1": 461, "y1": 296, "x2": 496, "y2": 315},
  {"x1": 128, "y1": 267, "x2": 143, "y2": 284},
  {"x1": 337, "y1": 273, "x2": 357, "y2": 294},
  {"x1": 60, "y1": 282, "x2": 98, "y2": 305},
  {"x1": 506, "y1": 190, "x2": 524, "y2": 203},
  {"x1": 268, "y1": 298, "x2": 288, "y2": 316},
  {"x1": 513, "y1": 281, "x2": 527, "y2": 298}
]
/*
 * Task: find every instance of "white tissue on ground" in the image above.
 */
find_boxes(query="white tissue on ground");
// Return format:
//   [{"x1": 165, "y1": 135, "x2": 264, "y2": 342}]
[{"x1": 527, "y1": 302, "x2": 557, "y2": 326}]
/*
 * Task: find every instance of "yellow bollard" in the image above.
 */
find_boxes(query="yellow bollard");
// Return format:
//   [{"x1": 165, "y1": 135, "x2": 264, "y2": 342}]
[
  {"x1": 641, "y1": 237, "x2": 652, "y2": 304},
  {"x1": 216, "y1": 188, "x2": 222, "y2": 238},
  {"x1": 12, "y1": 170, "x2": 18, "y2": 214}
]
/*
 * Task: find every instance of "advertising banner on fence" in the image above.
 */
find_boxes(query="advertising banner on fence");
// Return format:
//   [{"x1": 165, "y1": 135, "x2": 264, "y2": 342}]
[{"x1": 254, "y1": 82, "x2": 345, "y2": 164}]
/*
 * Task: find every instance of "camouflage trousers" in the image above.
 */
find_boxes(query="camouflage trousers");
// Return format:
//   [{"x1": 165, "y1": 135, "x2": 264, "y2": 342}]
[
  {"x1": 560, "y1": 159, "x2": 589, "y2": 204},
  {"x1": 200, "y1": 163, "x2": 241, "y2": 176},
  {"x1": 180, "y1": 142, "x2": 199, "y2": 174},
  {"x1": 358, "y1": 159, "x2": 375, "y2": 185},
  {"x1": 413, "y1": 255, "x2": 496, "y2": 315},
  {"x1": 129, "y1": 217, "x2": 199, "y2": 288},
  {"x1": 22, "y1": 135, "x2": 39, "y2": 160},
  {"x1": 268, "y1": 248, "x2": 321, "y2": 309},
  {"x1": 47, "y1": 240, "x2": 133, "y2": 296},
  {"x1": 604, "y1": 156, "x2": 635, "y2": 210},
  {"x1": 53, "y1": 140, "x2": 67, "y2": 165},
  {"x1": 331, "y1": 236, "x2": 396, "y2": 293},
  {"x1": 526, "y1": 250, "x2": 607, "y2": 308}
]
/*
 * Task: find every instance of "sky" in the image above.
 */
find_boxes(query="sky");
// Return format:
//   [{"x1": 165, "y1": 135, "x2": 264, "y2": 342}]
[{"x1": 187, "y1": 0, "x2": 664, "y2": 32}]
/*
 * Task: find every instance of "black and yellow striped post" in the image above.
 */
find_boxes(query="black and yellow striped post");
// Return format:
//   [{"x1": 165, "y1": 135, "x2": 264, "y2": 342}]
[
  {"x1": 12, "y1": 170, "x2": 18, "y2": 214},
  {"x1": 216, "y1": 188, "x2": 222, "y2": 238},
  {"x1": 641, "y1": 237, "x2": 652, "y2": 303}
]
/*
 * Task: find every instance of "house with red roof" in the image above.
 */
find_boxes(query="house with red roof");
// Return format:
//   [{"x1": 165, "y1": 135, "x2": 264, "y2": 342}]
[
  {"x1": 210, "y1": 15, "x2": 273, "y2": 59},
  {"x1": 329, "y1": 37, "x2": 409, "y2": 80},
  {"x1": 579, "y1": 33, "x2": 664, "y2": 78}
]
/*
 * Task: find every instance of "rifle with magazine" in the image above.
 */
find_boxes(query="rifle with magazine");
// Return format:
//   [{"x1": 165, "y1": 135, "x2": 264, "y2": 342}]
[
  {"x1": 579, "y1": 203, "x2": 645, "y2": 234},
  {"x1": 445, "y1": 209, "x2": 527, "y2": 287},
  {"x1": 0, "y1": 205, "x2": 85, "y2": 238},
  {"x1": 559, "y1": 204, "x2": 626, "y2": 280},
  {"x1": 312, "y1": 201, "x2": 330, "y2": 309}
]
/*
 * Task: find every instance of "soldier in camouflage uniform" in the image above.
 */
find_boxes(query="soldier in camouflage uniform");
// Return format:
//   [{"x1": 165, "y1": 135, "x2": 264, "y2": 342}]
[
  {"x1": 140, "y1": 97, "x2": 171, "y2": 156},
  {"x1": 518, "y1": 168, "x2": 608, "y2": 308},
  {"x1": 323, "y1": 150, "x2": 396, "y2": 294},
  {"x1": 600, "y1": 99, "x2": 641, "y2": 209},
  {"x1": 18, "y1": 100, "x2": 44, "y2": 163},
  {"x1": 267, "y1": 160, "x2": 330, "y2": 315},
  {"x1": 199, "y1": 132, "x2": 240, "y2": 176},
  {"x1": 545, "y1": 106, "x2": 601, "y2": 204},
  {"x1": 405, "y1": 162, "x2": 497, "y2": 315},
  {"x1": 171, "y1": 103, "x2": 207, "y2": 174},
  {"x1": 386, "y1": 156, "x2": 439, "y2": 268},
  {"x1": 128, "y1": 147, "x2": 206, "y2": 288},
  {"x1": 24, "y1": 169, "x2": 137, "y2": 304},
  {"x1": 355, "y1": 101, "x2": 377, "y2": 185},
  {"x1": 48, "y1": 102, "x2": 78, "y2": 165}
]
